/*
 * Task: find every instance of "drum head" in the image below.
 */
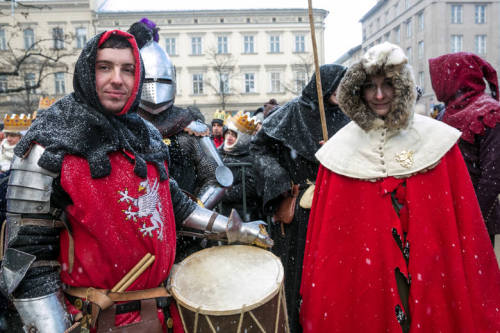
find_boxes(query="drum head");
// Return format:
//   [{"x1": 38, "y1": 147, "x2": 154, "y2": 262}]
[{"x1": 170, "y1": 245, "x2": 284, "y2": 315}]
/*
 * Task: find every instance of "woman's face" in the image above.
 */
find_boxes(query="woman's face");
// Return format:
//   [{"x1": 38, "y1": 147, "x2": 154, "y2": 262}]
[
  {"x1": 224, "y1": 130, "x2": 237, "y2": 147},
  {"x1": 362, "y1": 75, "x2": 395, "y2": 117}
]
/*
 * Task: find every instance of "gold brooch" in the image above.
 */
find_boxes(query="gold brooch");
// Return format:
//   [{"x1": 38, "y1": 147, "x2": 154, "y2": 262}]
[
  {"x1": 162, "y1": 138, "x2": 171, "y2": 146},
  {"x1": 395, "y1": 150, "x2": 414, "y2": 168}
]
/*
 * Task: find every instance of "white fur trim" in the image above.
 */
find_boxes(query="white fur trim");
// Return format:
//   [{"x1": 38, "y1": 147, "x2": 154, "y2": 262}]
[
  {"x1": 316, "y1": 114, "x2": 461, "y2": 179},
  {"x1": 362, "y1": 42, "x2": 407, "y2": 71}
]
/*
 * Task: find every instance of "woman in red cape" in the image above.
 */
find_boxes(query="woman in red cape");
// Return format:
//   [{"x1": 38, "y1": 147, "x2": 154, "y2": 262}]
[{"x1": 300, "y1": 42, "x2": 500, "y2": 333}]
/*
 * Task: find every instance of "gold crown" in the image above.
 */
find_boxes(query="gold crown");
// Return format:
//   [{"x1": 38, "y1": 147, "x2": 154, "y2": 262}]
[
  {"x1": 229, "y1": 111, "x2": 258, "y2": 135},
  {"x1": 213, "y1": 109, "x2": 228, "y2": 123},
  {"x1": 3, "y1": 112, "x2": 37, "y2": 133},
  {"x1": 38, "y1": 96, "x2": 57, "y2": 109}
]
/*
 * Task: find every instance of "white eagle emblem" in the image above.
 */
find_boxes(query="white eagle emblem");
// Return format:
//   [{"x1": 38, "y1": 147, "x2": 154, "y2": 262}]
[{"x1": 118, "y1": 178, "x2": 164, "y2": 240}]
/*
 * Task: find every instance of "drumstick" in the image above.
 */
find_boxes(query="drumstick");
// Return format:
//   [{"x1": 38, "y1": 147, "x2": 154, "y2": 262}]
[
  {"x1": 111, "y1": 253, "x2": 152, "y2": 292},
  {"x1": 117, "y1": 255, "x2": 155, "y2": 292}
]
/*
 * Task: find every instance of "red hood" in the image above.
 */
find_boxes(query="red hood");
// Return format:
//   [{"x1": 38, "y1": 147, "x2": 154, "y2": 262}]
[
  {"x1": 429, "y1": 52, "x2": 499, "y2": 108},
  {"x1": 429, "y1": 53, "x2": 500, "y2": 143},
  {"x1": 97, "y1": 30, "x2": 142, "y2": 116}
]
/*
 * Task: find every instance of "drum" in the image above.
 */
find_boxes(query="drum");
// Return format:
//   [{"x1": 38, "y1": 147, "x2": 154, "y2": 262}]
[{"x1": 169, "y1": 245, "x2": 289, "y2": 333}]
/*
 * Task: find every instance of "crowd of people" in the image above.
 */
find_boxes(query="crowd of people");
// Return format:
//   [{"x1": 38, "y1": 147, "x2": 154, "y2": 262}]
[{"x1": 0, "y1": 18, "x2": 498, "y2": 333}]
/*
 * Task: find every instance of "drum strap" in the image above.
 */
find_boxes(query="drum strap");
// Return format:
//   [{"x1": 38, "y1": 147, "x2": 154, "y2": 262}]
[{"x1": 65, "y1": 286, "x2": 170, "y2": 328}]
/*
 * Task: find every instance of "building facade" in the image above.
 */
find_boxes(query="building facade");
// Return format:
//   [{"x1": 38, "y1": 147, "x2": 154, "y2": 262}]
[
  {"x1": 0, "y1": 0, "x2": 93, "y2": 115},
  {"x1": 359, "y1": 0, "x2": 500, "y2": 114},
  {"x1": 0, "y1": 1, "x2": 327, "y2": 120}
]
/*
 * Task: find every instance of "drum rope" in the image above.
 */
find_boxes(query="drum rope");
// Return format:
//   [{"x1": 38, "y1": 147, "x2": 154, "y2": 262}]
[
  {"x1": 275, "y1": 286, "x2": 283, "y2": 333},
  {"x1": 248, "y1": 310, "x2": 266, "y2": 333},
  {"x1": 204, "y1": 314, "x2": 217, "y2": 333},
  {"x1": 237, "y1": 305, "x2": 246, "y2": 333},
  {"x1": 194, "y1": 306, "x2": 200, "y2": 332},
  {"x1": 281, "y1": 285, "x2": 290, "y2": 333},
  {"x1": 176, "y1": 302, "x2": 188, "y2": 333}
]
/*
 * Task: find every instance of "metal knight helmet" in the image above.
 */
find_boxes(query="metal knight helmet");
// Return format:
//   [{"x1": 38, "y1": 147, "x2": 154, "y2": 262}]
[{"x1": 139, "y1": 40, "x2": 176, "y2": 114}]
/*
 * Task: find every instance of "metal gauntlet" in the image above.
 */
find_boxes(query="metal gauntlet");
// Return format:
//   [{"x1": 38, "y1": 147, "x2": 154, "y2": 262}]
[{"x1": 181, "y1": 205, "x2": 273, "y2": 248}]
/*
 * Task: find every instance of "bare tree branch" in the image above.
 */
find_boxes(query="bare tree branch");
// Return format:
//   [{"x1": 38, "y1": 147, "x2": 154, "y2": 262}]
[{"x1": 204, "y1": 47, "x2": 239, "y2": 110}]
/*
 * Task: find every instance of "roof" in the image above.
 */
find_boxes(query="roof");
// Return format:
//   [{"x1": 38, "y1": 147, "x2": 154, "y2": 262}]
[{"x1": 359, "y1": 0, "x2": 387, "y2": 23}]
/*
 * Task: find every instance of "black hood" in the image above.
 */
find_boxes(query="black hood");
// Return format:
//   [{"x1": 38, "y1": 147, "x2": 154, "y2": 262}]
[
  {"x1": 302, "y1": 64, "x2": 347, "y2": 106},
  {"x1": 261, "y1": 64, "x2": 350, "y2": 162},
  {"x1": 15, "y1": 30, "x2": 170, "y2": 180}
]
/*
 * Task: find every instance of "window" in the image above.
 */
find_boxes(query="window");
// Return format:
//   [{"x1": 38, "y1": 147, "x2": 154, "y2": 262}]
[
  {"x1": 451, "y1": 35, "x2": 463, "y2": 52},
  {"x1": 418, "y1": 71, "x2": 425, "y2": 88},
  {"x1": 53, "y1": 27, "x2": 64, "y2": 50},
  {"x1": 394, "y1": 26, "x2": 400, "y2": 43},
  {"x1": 376, "y1": 18, "x2": 380, "y2": 30},
  {"x1": 76, "y1": 27, "x2": 87, "y2": 49},
  {"x1": 191, "y1": 37, "x2": 202, "y2": 55},
  {"x1": 295, "y1": 35, "x2": 305, "y2": 53},
  {"x1": 54, "y1": 72, "x2": 65, "y2": 95},
  {"x1": 417, "y1": 12, "x2": 424, "y2": 32},
  {"x1": 475, "y1": 35, "x2": 486, "y2": 55},
  {"x1": 384, "y1": 11, "x2": 389, "y2": 24},
  {"x1": 243, "y1": 35, "x2": 254, "y2": 53},
  {"x1": 165, "y1": 37, "x2": 176, "y2": 55},
  {"x1": 362, "y1": 29, "x2": 366, "y2": 42},
  {"x1": 269, "y1": 35, "x2": 280, "y2": 53},
  {"x1": 0, "y1": 76, "x2": 7, "y2": 92},
  {"x1": 295, "y1": 71, "x2": 306, "y2": 93},
  {"x1": 244, "y1": 73, "x2": 255, "y2": 93},
  {"x1": 451, "y1": 5, "x2": 463, "y2": 24},
  {"x1": 394, "y1": 2, "x2": 399, "y2": 17},
  {"x1": 475, "y1": 5, "x2": 486, "y2": 24},
  {"x1": 192, "y1": 73, "x2": 203, "y2": 94},
  {"x1": 0, "y1": 29, "x2": 6, "y2": 51},
  {"x1": 384, "y1": 32, "x2": 390, "y2": 41},
  {"x1": 405, "y1": 0, "x2": 410, "y2": 9},
  {"x1": 406, "y1": 19, "x2": 412, "y2": 38},
  {"x1": 23, "y1": 28, "x2": 35, "y2": 50},
  {"x1": 406, "y1": 47, "x2": 412, "y2": 63},
  {"x1": 219, "y1": 73, "x2": 229, "y2": 93},
  {"x1": 24, "y1": 72, "x2": 36, "y2": 93},
  {"x1": 418, "y1": 41, "x2": 424, "y2": 59},
  {"x1": 270, "y1": 72, "x2": 281, "y2": 92},
  {"x1": 217, "y1": 36, "x2": 228, "y2": 54}
]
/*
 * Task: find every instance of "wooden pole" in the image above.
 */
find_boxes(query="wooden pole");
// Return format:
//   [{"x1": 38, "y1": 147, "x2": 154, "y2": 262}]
[{"x1": 308, "y1": 0, "x2": 329, "y2": 142}]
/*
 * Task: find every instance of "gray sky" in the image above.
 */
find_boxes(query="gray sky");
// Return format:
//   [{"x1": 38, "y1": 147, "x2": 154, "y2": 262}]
[{"x1": 98, "y1": 0, "x2": 377, "y2": 62}]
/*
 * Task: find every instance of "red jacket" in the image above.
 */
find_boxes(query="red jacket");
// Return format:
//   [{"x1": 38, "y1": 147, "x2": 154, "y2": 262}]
[
  {"x1": 59, "y1": 152, "x2": 176, "y2": 328},
  {"x1": 300, "y1": 145, "x2": 500, "y2": 332}
]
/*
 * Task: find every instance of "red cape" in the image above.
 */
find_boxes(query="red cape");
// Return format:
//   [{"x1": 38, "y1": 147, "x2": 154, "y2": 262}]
[{"x1": 300, "y1": 145, "x2": 500, "y2": 332}]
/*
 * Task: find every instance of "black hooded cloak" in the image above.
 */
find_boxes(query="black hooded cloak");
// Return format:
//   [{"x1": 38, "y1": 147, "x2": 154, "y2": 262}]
[{"x1": 250, "y1": 64, "x2": 350, "y2": 333}]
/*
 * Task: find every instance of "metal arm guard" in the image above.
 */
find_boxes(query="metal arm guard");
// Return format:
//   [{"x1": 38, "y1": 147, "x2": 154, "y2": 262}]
[
  {"x1": 13, "y1": 290, "x2": 72, "y2": 333},
  {"x1": 181, "y1": 205, "x2": 273, "y2": 248},
  {"x1": 0, "y1": 144, "x2": 71, "y2": 332}
]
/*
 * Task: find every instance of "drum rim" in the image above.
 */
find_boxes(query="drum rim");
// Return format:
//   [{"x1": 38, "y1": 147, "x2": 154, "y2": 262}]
[{"x1": 169, "y1": 245, "x2": 284, "y2": 315}]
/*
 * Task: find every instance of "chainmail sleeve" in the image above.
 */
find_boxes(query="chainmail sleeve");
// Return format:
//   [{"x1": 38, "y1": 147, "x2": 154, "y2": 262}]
[
  {"x1": 177, "y1": 133, "x2": 219, "y2": 195},
  {"x1": 169, "y1": 177, "x2": 197, "y2": 226}
]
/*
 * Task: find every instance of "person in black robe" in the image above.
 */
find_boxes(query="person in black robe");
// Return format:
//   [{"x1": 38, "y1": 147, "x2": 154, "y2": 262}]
[{"x1": 251, "y1": 64, "x2": 350, "y2": 333}]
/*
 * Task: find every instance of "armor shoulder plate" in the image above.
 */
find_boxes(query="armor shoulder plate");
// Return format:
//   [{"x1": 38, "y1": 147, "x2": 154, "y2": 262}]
[
  {"x1": 7, "y1": 144, "x2": 58, "y2": 214},
  {"x1": 184, "y1": 120, "x2": 210, "y2": 137}
]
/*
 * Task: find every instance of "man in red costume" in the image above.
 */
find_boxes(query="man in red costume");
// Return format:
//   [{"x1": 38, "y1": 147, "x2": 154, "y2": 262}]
[
  {"x1": 0, "y1": 30, "x2": 271, "y2": 332},
  {"x1": 300, "y1": 42, "x2": 500, "y2": 333}
]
